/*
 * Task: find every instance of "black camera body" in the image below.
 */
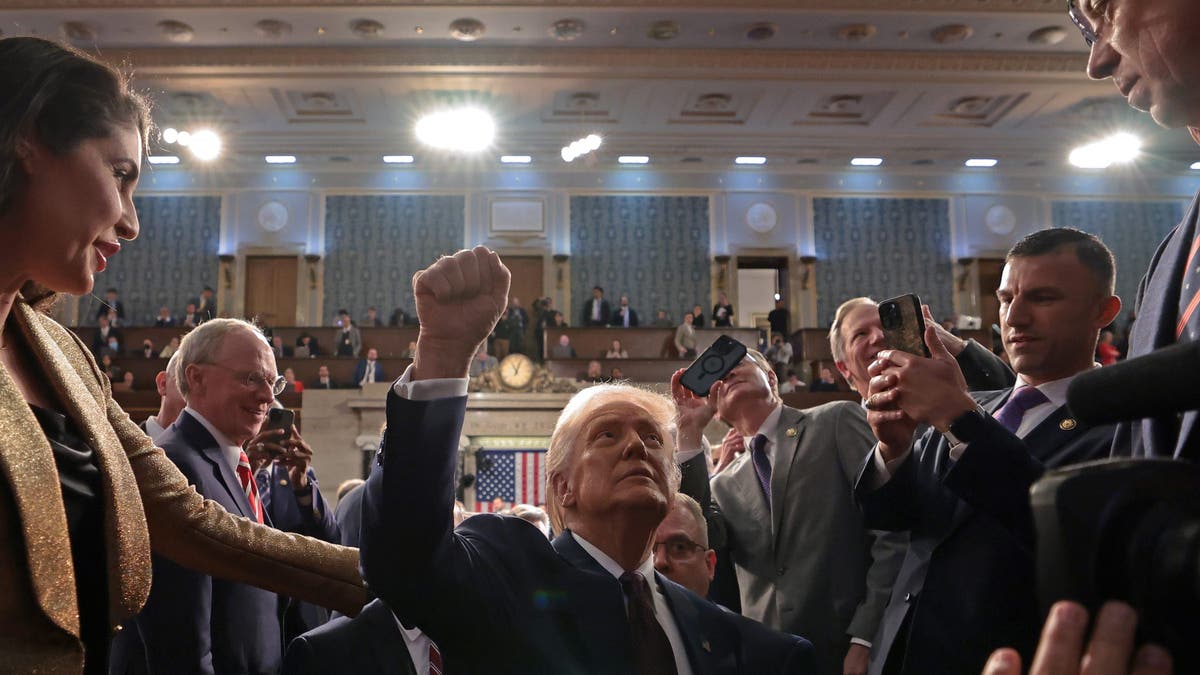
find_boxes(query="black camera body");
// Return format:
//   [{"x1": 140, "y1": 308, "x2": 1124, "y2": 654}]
[
  {"x1": 1032, "y1": 458, "x2": 1200, "y2": 671},
  {"x1": 679, "y1": 335, "x2": 748, "y2": 396}
]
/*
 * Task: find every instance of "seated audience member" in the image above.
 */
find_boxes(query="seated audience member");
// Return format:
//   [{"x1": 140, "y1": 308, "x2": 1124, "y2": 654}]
[
  {"x1": 610, "y1": 366, "x2": 625, "y2": 381},
  {"x1": 764, "y1": 334, "x2": 793, "y2": 381},
  {"x1": 551, "y1": 334, "x2": 577, "y2": 359},
  {"x1": 606, "y1": 338, "x2": 629, "y2": 359},
  {"x1": 140, "y1": 338, "x2": 156, "y2": 359},
  {"x1": 271, "y1": 335, "x2": 292, "y2": 359},
  {"x1": 389, "y1": 307, "x2": 409, "y2": 327},
  {"x1": 181, "y1": 302, "x2": 200, "y2": 328},
  {"x1": 360, "y1": 246, "x2": 815, "y2": 674},
  {"x1": 690, "y1": 304, "x2": 706, "y2": 329},
  {"x1": 582, "y1": 285, "x2": 611, "y2": 326},
  {"x1": 577, "y1": 359, "x2": 605, "y2": 383},
  {"x1": 284, "y1": 368, "x2": 304, "y2": 393},
  {"x1": 334, "y1": 312, "x2": 362, "y2": 358},
  {"x1": 489, "y1": 496, "x2": 511, "y2": 514},
  {"x1": 856, "y1": 229, "x2": 1122, "y2": 674},
  {"x1": 296, "y1": 332, "x2": 320, "y2": 358},
  {"x1": 808, "y1": 366, "x2": 841, "y2": 392},
  {"x1": 100, "y1": 353, "x2": 121, "y2": 383},
  {"x1": 610, "y1": 293, "x2": 640, "y2": 327},
  {"x1": 712, "y1": 293, "x2": 734, "y2": 328},
  {"x1": 189, "y1": 285, "x2": 217, "y2": 322},
  {"x1": 159, "y1": 335, "x2": 181, "y2": 358},
  {"x1": 364, "y1": 306, "x2": 383, "y2": 327},
  {"x1": 354, "y1": 347, "x2": 386, "y2": 386},
  {"x1": 1096, "y1": 328, "x2": 1119, "y2": 366},
  {"x1": 110, "y1": 319, "x2": 305, "y2": 674},
  {"x1": 652, "y1": 493, "x2": 716, "y2": 598},
  {"x1": 308, "y1": 364, "x2": 340, "y2": 390},
  {"x1": 402, "y1": 340, "x2": 417, "y2": 358},
  {"x1": 91, "y1": 313, "x2": 122, "y2": 355},
  {"x1": 651, "y1": 309, "x2": 673, "y2": 328},
  {"x1": 768, "y1": 300, "x2": 790, "y2": 338},
  {"x1": 675, "y1": 312, "x2": 698, "y2": 358},
  {"x1": 778, "y1": 370, "x2": 805, "y2": 394},
  {"x1": 95, "y1": 287, "x2": 126, "y2": 325},
  {"x1": 154, "y1": 305, "x2": 176, "y2": 327},
  {"x1": 112, "y1": 370, "x2": 135, "y2": 392},
  {"x1": 469, "y1": 345, "x2": 499, "y2": 377},
  {"x1": 510, "y1": 504, "x2": 551, "y2": 538},
  {"x1": 142, "y1": 353, "x2": 185, "y2": 440}
]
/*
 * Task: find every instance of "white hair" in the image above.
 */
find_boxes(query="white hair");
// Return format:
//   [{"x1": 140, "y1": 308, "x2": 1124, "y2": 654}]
[{"x1": 172, "y1": 318, "x2": 268, "y2": 398}]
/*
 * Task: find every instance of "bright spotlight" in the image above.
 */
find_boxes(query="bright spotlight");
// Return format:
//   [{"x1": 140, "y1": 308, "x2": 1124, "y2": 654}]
[
  {"x1": 1069, "y1": 132, "x2": 1141, "y2": 169},
  {"x1": 415, "y1": 108, "x2": 495, "y2": 152},
  {"x1": 187, "y1": 129, "x2": 221, "y2": 161},
  {"x1": 1191, "y1": 162, "x2": 1200, "y2": 171},
  {"x1": 161, "y1": 127, "x2": 178, "y2": 144},
  {"x1": 176, "y1": 130, "x2": 192, "y2": 147}
]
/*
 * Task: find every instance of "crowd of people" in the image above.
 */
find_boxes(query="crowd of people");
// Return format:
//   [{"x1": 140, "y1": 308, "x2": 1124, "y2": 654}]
[{"x1": 1, "y1": 2, "x2": 1195, "y2": 672}]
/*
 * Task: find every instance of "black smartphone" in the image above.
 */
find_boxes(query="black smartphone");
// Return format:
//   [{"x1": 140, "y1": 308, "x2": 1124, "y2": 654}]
[
  {"x1": 879, "y1": 294, "x2": 930, "y2": 357},
  {"x1": 680, "y1": 335, "x2": 749, "y2": 396},
  {"x1": 264, "y1": 408, "x2": 294, "y2": 440}
]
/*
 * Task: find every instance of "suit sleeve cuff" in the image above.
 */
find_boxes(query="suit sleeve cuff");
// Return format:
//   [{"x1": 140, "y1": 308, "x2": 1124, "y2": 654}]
[
  {"x1": 865, "y1": 443, "x2": 910, "y2": 490},
  {"x1": 391, "y1": 364, "x2": 468, "y2": 400},
  {"x1": 850, "y1": 637, "x2": 873, "y2": 649}
]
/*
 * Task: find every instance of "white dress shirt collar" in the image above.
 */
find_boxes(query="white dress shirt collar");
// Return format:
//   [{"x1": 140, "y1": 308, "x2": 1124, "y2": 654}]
[
  {"x1": 742, "y1": 403, "x2": 784, "y2": 466},
  {"x1": 183, "y1": 406, "x2": 244, "y2": 474}
]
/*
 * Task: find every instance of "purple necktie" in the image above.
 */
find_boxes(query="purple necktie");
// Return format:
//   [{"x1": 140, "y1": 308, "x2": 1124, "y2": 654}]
[
  {"x1": 750, "y1": 433, "x2": 772, "y2": 504},
  {"x1": 993, "y1": 386, "x2": 1050, "y2": 434}
]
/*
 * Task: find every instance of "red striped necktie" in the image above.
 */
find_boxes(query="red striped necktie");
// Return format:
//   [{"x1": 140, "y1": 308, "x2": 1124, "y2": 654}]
[
  {"x1": 428, "y1": 641, "x2": 443, "y2": 675},
  {"x1": 236, "y1": 450, "x2": 264, "y2": 524}
]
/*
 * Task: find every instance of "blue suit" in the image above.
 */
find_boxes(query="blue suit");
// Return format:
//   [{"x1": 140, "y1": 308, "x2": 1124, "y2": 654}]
[
  {"x1": 111, "y1": 410, "x2": 283, "y2": 674},
  {"x1": 855, "y1": 388, "x2": 1114, "y2": 675},
  {"x1": 282, "y1": 599, "x2": 416, "y2": 675},
  {"x1": 361, "y1": 390, "x2": 815, "y2": 674},
  {"x1": 352, "y1": 359, "x2": 386, "y2": 387}
]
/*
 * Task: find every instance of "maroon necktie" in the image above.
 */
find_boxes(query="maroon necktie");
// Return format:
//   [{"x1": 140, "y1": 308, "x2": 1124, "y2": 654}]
[{"x1": 619, "y1": 571, "x2": 678, "y2": 675}]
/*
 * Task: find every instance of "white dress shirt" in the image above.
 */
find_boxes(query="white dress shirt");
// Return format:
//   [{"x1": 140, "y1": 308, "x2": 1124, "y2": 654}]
[
  {"x1": 183, "y1": 406, "x2": 245, "y2": 475},
  {"x1": 143, "y1": 415, "x2": 167, "y2": 443}
]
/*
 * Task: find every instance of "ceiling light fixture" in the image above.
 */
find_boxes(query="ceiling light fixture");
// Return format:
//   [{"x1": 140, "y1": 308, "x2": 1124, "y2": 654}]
[
  {"x1": 500, "y1": 155, "x2": 532, "y2": 164},
  {"x1": 851, "y1": 157, "x2": 884, "y2": 166},
  {"x1": 618, "y1": 155, "x2": 650, "y2": 165},
  {"x1": 1191, "y1": 162, "x2": 1200, "y2": 171},
  {"x1": 735, "y1": 156, "x2": 767, "y2": 165},
  {"x1": 1068, "y1": 132, "x2": 1141, "y2": 169},
  {"x1": 561, "y1": 133, "x2": 603, "y2": 162},
  {"x1": 265, "y1": 155, "x2": 297, "y2": 164},
  {"x1": 383, "y1": 155, "x2": 415, "y2": 164},
  {"x1": 187, "y1": 129, "x2": 222, "y2": 161},
  {"x1": 148, "y1": 155, "x2": 180, "y2": 165},
  {"x1": 965, "y1": 158, "x2": 999, "y2": 168},
  {"x1": 415, "y1": 108, "x2": 495, "y2": 152}
]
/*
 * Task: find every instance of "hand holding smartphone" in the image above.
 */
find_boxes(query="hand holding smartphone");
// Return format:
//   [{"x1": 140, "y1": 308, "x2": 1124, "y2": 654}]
[{"x1": 679, "y1": 335, "x2": 749, "y2": 396}]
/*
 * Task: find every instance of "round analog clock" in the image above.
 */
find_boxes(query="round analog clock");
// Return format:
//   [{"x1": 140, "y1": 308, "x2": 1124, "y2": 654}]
[{"x1": 498, "y1": 353, "x2": 536, "y2": 390}]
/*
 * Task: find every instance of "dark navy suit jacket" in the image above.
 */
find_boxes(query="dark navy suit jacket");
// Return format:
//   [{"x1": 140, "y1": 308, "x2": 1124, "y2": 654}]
[
  {"x1": 855, "y1": 387, "x2": 1114, "y2": 675},
  {"x1": 361, "y1": 390, "x2": 815, "y2": 674},
  {"x1": 282, "y1": 599, "x2": 416, "y2": 675},
  {"x1": 352, "y1": 359, "x2": 386, "y2": 387},
  {"x1": 111, "y1": 411, "x2": 283, "y2": 675}
]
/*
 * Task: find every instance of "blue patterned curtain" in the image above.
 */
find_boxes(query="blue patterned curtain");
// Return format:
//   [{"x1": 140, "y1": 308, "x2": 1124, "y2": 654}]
[
  {"x1": 89, "y1": 195, "x2": 221, "y2": 325},
  {"x1": 814, "y1": 197, "x2": 953, "y2": 326},
  {"x1": 1051, "y1": 200, "x2": 1185, "y2": 322},
  {"x1": 570, "y1": 195, "x2": 711, "y2": 321},
  {"x1": 324, "y1": 194, "x2": 466, "y2": 324}
]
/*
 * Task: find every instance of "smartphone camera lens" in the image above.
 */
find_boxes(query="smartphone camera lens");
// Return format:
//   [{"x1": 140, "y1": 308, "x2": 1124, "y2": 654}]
[{"x1": 701, "y1": 355, "x2": 725, "y2": 374}]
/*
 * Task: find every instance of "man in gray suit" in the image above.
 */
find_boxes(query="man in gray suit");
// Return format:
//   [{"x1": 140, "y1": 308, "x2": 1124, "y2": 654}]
[{"x1": 672, "y1": 350, "x2": 904, "y2": 675}]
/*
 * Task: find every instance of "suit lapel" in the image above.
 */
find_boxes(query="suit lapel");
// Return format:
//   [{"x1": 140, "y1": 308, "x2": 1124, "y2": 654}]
[
  {"x1": 943, "y1": 390, "x2": 1008, "y2": 534},
  {"x1": 177, "y1": 412, "x2": 253, "y2": 518},
  {"x1": 656, "y1": 573, "x2": 717, "y2": 675},
  {"x1": 552, "y1": 532, "x2": 635, "y2": 668},
  {"x1": 13, "y1": 303, "x2": 152, "y2": 629},
  {"x1": 769, "y1": 406, "x2": 806, "y2": 543}
]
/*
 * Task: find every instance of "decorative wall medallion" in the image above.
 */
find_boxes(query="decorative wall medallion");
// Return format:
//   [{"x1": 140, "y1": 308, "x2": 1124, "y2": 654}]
[
  {"x1": 745, "y1": 202, "x2": 778, "y2": 234},
  {"x1": 985, "y1": 204, "x2": 1016, "y2": 235},
  {"x1": 257, "y1": 200, "x2": 289, "y2": 232}
]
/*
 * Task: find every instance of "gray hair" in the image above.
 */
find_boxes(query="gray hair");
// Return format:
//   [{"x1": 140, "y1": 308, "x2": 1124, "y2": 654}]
[
  {"x1": 172, "y1": 318, "x2": 268, "y2": 398},
  {"x1": 829, "y1": 297, "x2": 877, "y2": 364},
  {"x1": 671, "y1": 493, "x2": 708, "y2": 548}
]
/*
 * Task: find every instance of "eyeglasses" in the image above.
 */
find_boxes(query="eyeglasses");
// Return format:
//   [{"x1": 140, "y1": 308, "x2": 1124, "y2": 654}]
[
  {"x1": 1067, "y1": 0, "x2": 1098, "y2": 46},
  {"x1": 203, "y1": 363, "x2": 286, "y2": 395},
  {"x1": 652, "y1": 536, "x2": 706, "y2": 562}
]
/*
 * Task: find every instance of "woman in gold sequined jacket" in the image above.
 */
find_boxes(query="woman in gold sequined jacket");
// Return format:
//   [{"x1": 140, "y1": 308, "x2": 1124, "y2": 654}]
[{"x1": 0, "y1": 37, "x2": 364, "y2": 674}]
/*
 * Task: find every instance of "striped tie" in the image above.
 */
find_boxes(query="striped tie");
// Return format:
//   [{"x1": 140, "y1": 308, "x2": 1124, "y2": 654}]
[
  {"x1": 428, "y1": 641, "x2": 443, "y2": 675},
  {"x1": 236, "y1": 450, "x2": 265, "y2": 524},
  {"x1": 1176, "y1": 231, "x2": 1200, "y2": 340}
]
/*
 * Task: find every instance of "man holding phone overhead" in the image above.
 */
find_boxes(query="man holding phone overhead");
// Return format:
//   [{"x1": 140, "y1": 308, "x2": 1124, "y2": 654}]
[
  {"x1": 672, "y1": 346, "x2": 905, "y2": 675},
  {"x1": 853, "y1": 228, "x2": 1123, "y2": 675}
]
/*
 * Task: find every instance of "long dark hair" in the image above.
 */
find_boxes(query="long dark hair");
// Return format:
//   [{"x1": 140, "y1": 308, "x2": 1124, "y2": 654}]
[{"x1": 0, "y1": 36, "x2": 152, "y2": 306}]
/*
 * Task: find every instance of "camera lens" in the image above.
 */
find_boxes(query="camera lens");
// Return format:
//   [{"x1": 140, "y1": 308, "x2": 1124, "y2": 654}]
[{"x1": 702, "y1": 355, "x2": 725, "y2": 374}]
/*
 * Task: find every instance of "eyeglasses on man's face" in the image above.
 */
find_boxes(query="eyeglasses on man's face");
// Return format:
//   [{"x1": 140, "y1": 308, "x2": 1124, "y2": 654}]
[
  {"x1": 203, "y1": 362, "x2": 286, "y2": 396},
  {"x1": 652, "y1": 535, "x2": 706, "y2": 562},
  {"x1": 1067, "y1": 0, "x2": 1100, "y2": 46}
]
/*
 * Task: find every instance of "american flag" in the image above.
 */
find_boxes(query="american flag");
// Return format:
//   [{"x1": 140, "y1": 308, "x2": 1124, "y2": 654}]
[{"x1": 474, "y1": 449, "x2": 546, "y2": 512}]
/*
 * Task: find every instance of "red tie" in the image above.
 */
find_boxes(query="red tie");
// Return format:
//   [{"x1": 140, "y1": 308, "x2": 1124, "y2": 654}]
[
  {"x1": 236, "y1": 451, "x2": 264, "y2": 524},
  {"x1": 1176, "y1": 232, "x2": 1200, "y2": 339},
  {"x1": 428, "y1": 641, "x2": 443, "y2": 675}
]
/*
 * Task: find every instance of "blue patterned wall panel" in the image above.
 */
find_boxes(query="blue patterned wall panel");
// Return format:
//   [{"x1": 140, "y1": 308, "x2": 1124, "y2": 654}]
[
  {"x1": 814, "y1": 197, "x2": 953, "y2": 327},
  {"x1": 1051, "y1": 200, "x2": 1184, "y2": 322},
  {"x1": 569, "y1": 195, "x2": 711, "y2": 321},
  {"x1": 89, "y1": 195, "x2": 221, "y2": 325},
  {"x1": 324, "y1": 194, "x2": 466, "y2": 325}
]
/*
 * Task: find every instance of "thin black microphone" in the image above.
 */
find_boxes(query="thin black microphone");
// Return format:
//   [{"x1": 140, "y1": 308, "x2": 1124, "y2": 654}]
[{"x1": 1067, "y1": 340, "x2": 1200, "y2": 426}]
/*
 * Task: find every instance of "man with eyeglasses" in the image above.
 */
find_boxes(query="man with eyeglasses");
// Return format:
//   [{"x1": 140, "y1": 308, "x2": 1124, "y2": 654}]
[
  {"x1": 1067, "y1": 0, "x2": 1200, "y2": 458},
  {"x1": 111, "y1": 318, "x2": 302, "y2": 675},
  {"x1": 653, "y1": 493, "x2": 717, "y2": 597}
]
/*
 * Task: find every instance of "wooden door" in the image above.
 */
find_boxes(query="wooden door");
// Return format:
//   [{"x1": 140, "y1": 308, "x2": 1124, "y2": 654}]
[
  {"x1": 500, "y1": 256, "x2": 544, "y2": 357},
  {"x1": 244, "y1": 256, "x2": 299, "y2": 326},
  {"x1": 977, "y1": 259, "x2": 1005, "y2": 350}
]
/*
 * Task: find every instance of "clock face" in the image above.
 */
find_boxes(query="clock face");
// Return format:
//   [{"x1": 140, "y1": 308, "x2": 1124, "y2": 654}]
[{"x1": 498, "y1": 353, "x2": 535, "y2": 390}]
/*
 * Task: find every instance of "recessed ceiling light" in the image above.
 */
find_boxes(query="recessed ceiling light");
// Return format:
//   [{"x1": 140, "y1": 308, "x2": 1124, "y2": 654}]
[
  {"x1": 500, "y1": 155, "x2": 532, "y2": 164},
  {"x1": 148, "y1": 155, "x2": 180, "y2": 165},
  {"x1": 415, "y1": 108, "x2": 495, "y2": 152},
  {"x1": 851, "y1": 157, "x2": 884, "y2": 166},
  {"x1": 735, "y1": 156, "x2": 767, "y2": 165},
  {"x1": 1189, "y1": 162, "x2": 1200, "y2": 170},
  {"x1": 161, "y1": 127, "x2": 178, "y2": 144},
  {"x1": 383, "y1": 155, "x2": 414, "y2": 164},
  {"x1": 1068, "y1": 132, "x2": 1140, "y2": 169},
  {"x1": 965, "y1": 158, "x2": 998, "y2": 168},
  {"x1": 618, "y1": 155, "x2": 650, "y2": 164},
  {"x1": 265, "y1": 155, "x2": 297, "y2": 164},
  {"x1": 187, "y1": 129, "x2": 221, "y2": 161}
]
